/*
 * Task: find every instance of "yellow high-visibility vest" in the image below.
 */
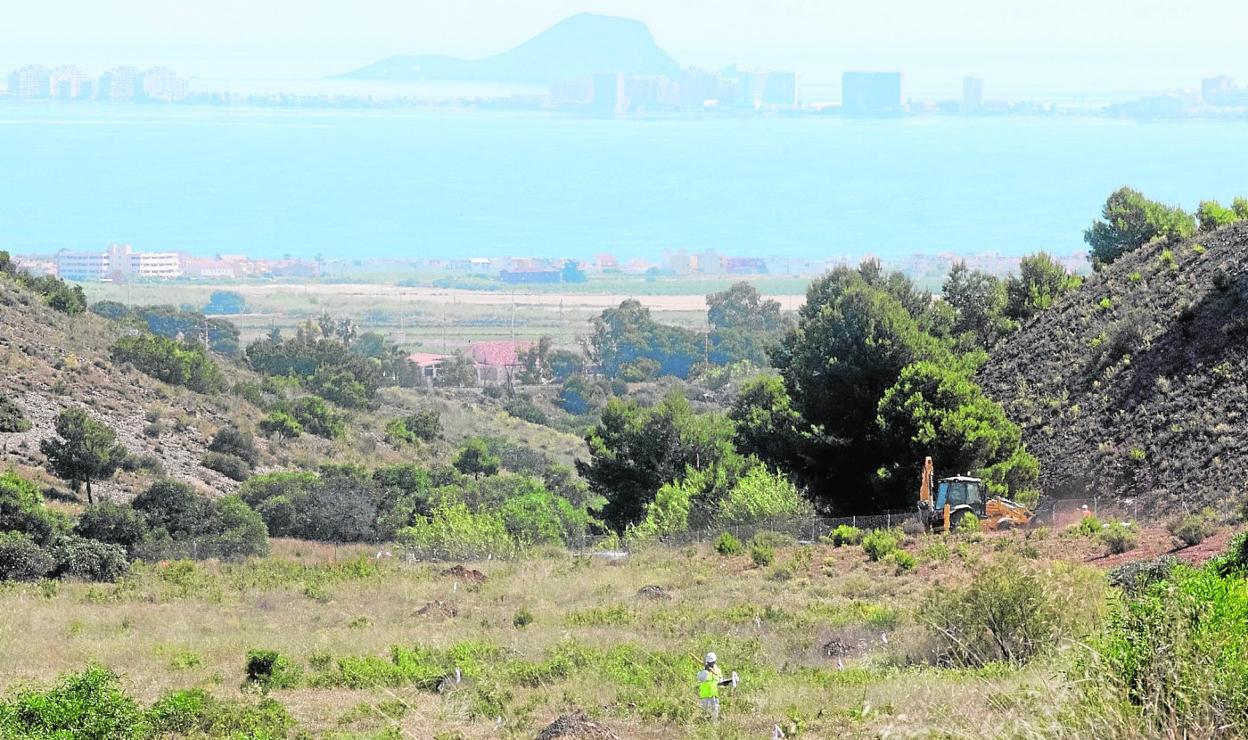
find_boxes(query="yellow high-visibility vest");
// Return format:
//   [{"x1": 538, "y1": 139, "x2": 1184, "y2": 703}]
[{"x1": 698, "y1": 666, "x2": 722, "y2": 699}]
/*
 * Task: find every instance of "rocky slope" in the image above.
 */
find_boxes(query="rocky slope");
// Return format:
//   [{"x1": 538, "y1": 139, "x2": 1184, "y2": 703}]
[
  {"x1": 979, "y1": 222, "x2": 1248, "y2": 512},
  {"x1": 0, "y1": 278, "x2": 242, "y2": 499}
]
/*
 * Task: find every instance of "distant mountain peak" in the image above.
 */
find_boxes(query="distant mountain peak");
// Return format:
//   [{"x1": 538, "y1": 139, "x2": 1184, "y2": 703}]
[{"x1": 341, "y1": 14, "x2": 680, "y2": 84}]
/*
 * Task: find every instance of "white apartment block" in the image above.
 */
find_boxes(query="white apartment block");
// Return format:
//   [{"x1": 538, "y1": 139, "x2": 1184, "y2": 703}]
[{"x1": 55, "y1": 244, "x2": 185, "y2": 282}]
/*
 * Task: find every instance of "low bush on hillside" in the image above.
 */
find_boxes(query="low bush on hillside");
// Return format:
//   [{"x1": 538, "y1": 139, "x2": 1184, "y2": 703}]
[
  {"x1": 861, "y1": 529, "x2": 902, "y2": 562},
  {"x1": 1167, "y1": 508, "x2": 1219, "y2": 547},
  {"x1": 111, "y1": 333, "x2": 226, "y2": 394},
  {"x1": 750, "y1": 540, "x2": 774, "y2": 567},
  {"x1": 275, "y1": 397, "x2": 345, "y2": 439},
  {"x1": 0, "y1": 396, "x2": 31, "y2": 433},
  {"x1": 1099, "y1": 521, "x2": 1138, "y2": 554},
  {"x1": 202, "y1": 452, "x2": 251, "y2": 482},
  {"x1": 384, "y1": 410, "x2": 442, "y2": 446},
  {"x1": 503, "y1": 394, "x2": 549, "y2": 425},
  {"x1": 258, "y1": 411, "x2": 302, "y2": 439},
  {"x1": 1, "y1": 255, "x2": 86, "y2": 314},
  {"x1": 208, "y1": 426, "x2": 258, "y2": 466}
]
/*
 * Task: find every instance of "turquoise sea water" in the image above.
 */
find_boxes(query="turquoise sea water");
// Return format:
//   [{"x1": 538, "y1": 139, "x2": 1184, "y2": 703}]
[{"x1": 1, "y1": 104, "x2": 1245, "y2": 262}]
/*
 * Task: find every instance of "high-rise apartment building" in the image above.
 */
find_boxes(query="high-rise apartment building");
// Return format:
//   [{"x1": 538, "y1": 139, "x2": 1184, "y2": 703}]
[
  {"x1": 99, "y1": 66, "x2": 141, "y2": 101},
  {"x1": 7, "y1": 65, "x2": 50, "y2": 98},
  {"x1": 140, "y1": 67, "x2": 189, "y2": 101},
  {"x1": 962, "y1": 76, "x2": 984, "y2": 112}
]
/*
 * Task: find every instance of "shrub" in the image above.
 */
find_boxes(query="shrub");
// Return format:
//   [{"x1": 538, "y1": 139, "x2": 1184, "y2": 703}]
[
  {"x1": 111, "y1": 333, "x2": 226, "y2": 393},
  {"x1": 49, "y1": 535, "x2": 129, "y2": 582},
  {"x1": 1099, "y1": 521, "x2": 1138, "y2": 554},
  {"x1": 923, "y1": 560, "x2": 1076, "y2": 666},
  {"x1": 283, "y1": 397, "x2": 344, "y2": 439},
  {"x1": 750, "y1": 541, "x2": 774, "y2": 567},
  {"x1": 1107, "y1": 555, "x2": 1180, "y2": 594},
  {"x1": 503, "y1": 395, "x2": 549, "y2": 426},
  {"x1": 955, "y1": 511, "x2": 981, "y2": 533},
  {"x1": 1076, "y1": 514, "x2": 1103, "y2": 536},
  {"x1": 74, "y1": 502, "x2": 147, "y2": 558},
  {"x1": 889, "y1": 549, "x2": 918, "y2": 573},
  {"x1": 512, "y1": 609, "x2": 534, "y2": 629},
  {"x1": 861, "y1": 529, "x2": 902, "y2": 562},
  {"x1": 399, "y1": 503, "x2": 514, "y2": 560},
  {"x1": 0, "y1": 396, "x2": 31, "y2": 433},
  {"x1": 202, "y1": 452, "x2": 251, "y2": 482},
  {"x1": 716, "y1": 466, "x2": 809, "y2": 525},
  {"x1": 147, "y1": 689, "x2": 294, "y2": 738},
  {"x1": 208, "y1": 426, "x2": 258, "y2": 466},
  {"x1": 1167, "y1": 508, "x2": 1218, "y2": 547},
  {"x1": 258, "y1": 411, "x2": 302, "y2": 438},
  {"x1": 714, "y1": 532, "x2": 743, "y2": 556},
  {"x1": 453, "y1": 438, "x2": 501, "y2": 479},
  {"x1": 244, "y1": 650, "x2": 303, "y2": 691},
  {"x1": 0, "y1": 665, "x2": 145, "y2": 737},
  {"x1": 0, "y1": 531, "x2": 54, "y2": 581},
  {"x1": 827, "y1": 524, "x2": 863, "y2": 547}
]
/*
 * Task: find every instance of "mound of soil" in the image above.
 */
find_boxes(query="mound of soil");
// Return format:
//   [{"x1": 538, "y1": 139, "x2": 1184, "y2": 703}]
[
  {"x1": 535, "y1": 712, "x2": 621, "y2": 740},
  {"x1": 979, "y1": 222, "x2": 1248, "y2": 512},
  {"x1": 636, "y1": 585, "x2": 671, "y2": 600},
  {"x1": 415, "y1": 600, "x2": 458, "y2": 618},
  {"x1": 441, "y1": 565, "x2": 487, "y2": 583}
]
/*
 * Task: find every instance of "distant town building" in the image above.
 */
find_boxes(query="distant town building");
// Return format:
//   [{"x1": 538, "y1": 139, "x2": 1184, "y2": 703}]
[
  {"x1": 1201, "y1": 75, "x2": 1248, "y2": 107},
  {"x1": 962, "y1": 76, "x2": 984, "y2": 113},
  {"x1": 680, "y1": 68, "x2": 720, "y2": 108},
  {"x1": 761, "y1": 71, "x2": 798, "y2": 106},
  {"x1": 409, "y1": 352, "x2": 450, "y2": 382},
  {"x1": 55, "y1": 250, "x2": 111, "y2": 281},
  {"x1": 667, "y1": 251, "x2": 693, "y2": 275},
  {"x1": 99, "y1": 66, "x2": 141, "y2": 101},
  {"x1": 694, "y1": 250, "x2": 724, "y2": 274},
  {"x1": 725, "y1": 257, "x2": 767, "y2": 274},
  {"x1": 48, "y1": 66, "x2": 92, "y2": 99},
  {"x1": 591, "y1": 73, "x2": 626, "y2": 115},
  {"x1": 842, "y1": 71, "x2": 903, "y2": 114},
  {"x1": 54, "y1": 244, "x2": 184, "y2": 281},
  {"x1": 500, "y1": 268, "x2": 561, "y2": 284},
  {"x1": 140, "y1": 67, "x2": 189, "y2": 101},
  {"x1": 8, "y1": 65, "x2": 50, "y2": 98}
]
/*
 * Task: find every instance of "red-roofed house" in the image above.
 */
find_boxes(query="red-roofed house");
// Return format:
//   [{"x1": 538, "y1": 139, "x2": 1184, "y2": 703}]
[
  {"x1": 409, "y1": 352, "x2": 450, "y2": 382},
  {"x1": 467, "y1": 340, "x2": 532, "y2": 384}
]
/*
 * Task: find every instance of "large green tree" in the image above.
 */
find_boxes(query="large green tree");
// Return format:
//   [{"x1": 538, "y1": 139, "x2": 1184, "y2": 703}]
[
  {"x1": 578, "y1": 392, "x2": 736, "y2": 530},
  {"x1": 706, "y1": 282, "x2": 788, "y2": 366},
  {"x1": 1084, "y1": 187, "x2": 1196, "y2": 268},
  {"x1": 41, "y1": 408, "x2": 128, "y2": 504},
  {"x1": 943, "y1": 261, "x2": 1014, "y2": 349}
]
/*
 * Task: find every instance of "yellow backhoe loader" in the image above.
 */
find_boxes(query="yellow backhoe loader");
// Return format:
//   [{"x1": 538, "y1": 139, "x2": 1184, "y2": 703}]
[{"x1": 917, "y1": 456, "x2": 1035, "y2": 532}]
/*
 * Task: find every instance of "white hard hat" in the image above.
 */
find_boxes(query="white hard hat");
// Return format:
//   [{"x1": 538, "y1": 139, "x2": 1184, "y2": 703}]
[{"x1": 705, "y1": 652, "x2": 717, "y2": 664}]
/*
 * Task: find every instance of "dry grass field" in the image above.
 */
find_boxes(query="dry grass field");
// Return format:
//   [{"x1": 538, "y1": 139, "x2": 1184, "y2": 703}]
[{"x1": 0, "y1": 528, "x2": 1135, "y2": 739}]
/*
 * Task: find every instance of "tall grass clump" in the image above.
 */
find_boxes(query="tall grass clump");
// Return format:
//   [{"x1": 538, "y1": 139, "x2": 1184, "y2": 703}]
[{"x1": 1072, "y1": 557, "x2": 1248, "y2": 737}]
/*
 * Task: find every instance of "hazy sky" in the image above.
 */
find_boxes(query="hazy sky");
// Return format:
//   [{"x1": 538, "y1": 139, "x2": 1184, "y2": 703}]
[{"x1": 5, "y1": 0, "x2": 1247, "y2": 96}]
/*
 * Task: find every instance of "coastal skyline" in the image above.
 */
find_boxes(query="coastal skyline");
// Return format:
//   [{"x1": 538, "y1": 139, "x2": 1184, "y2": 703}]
[{"x1": 5, "y1": 1, "x2": 1248, "y2": 97}]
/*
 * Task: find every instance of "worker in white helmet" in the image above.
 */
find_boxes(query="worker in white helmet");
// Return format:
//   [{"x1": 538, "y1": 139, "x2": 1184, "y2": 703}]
[{"x1": 696, "y1": 652, "x2": 738, "y2": 719}]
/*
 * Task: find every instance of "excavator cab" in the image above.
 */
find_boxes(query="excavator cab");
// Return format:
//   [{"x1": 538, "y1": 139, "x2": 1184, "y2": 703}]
[{"x1": 917, "y1": 456, "x2": 1034, "y2": 532}]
